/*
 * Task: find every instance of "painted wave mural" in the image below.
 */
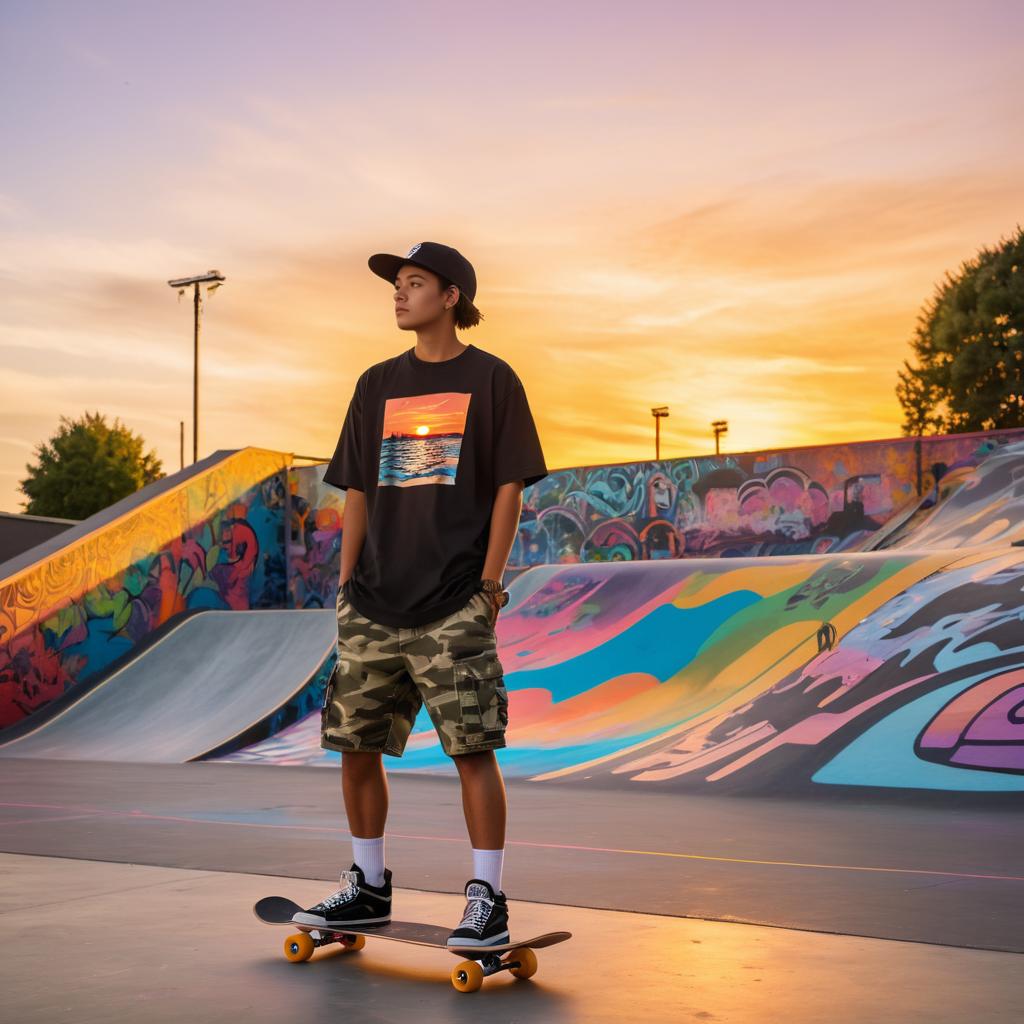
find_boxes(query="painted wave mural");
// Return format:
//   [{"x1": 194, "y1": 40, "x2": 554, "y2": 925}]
[{"x1": 229, "y1": 437, "x2": 1024, "y2": 794}]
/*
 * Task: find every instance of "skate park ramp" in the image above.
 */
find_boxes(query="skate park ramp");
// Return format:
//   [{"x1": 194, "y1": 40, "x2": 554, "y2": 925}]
[
  {"x1": 859, "y1": 437, "x2": 1024, "y2": 550},
  {"x1": 4, "y1": 434, "x2": 1024, "y2": 797},
  {"x1": 222, "y1": 544, "x2": 1024, "y2": 796},
  {"x1": 220, "y1": 438, "x2": 1024, "y2": 794},
  {"x1": 0, "y1": 447, "x2": 293, "y2": 731},
  {"x1": 0, "y1": 609, "x2": 335, "y2": 763}
]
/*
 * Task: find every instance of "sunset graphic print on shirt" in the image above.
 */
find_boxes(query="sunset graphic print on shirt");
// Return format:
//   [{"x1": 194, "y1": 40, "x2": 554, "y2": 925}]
[{"x1": 378, "y1": 392, "x2": 472, "y2": 487}]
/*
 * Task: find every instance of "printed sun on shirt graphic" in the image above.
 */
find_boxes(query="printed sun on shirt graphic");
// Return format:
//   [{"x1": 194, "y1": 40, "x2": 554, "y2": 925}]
[{"x1": 378, "y1": 392, "x2": 472, "y2": 487}]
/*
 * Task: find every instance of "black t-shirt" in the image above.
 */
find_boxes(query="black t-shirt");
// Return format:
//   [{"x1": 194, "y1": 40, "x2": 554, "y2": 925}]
[{"x1": 323, "y1": 342, "x2": 548, "y2": 627}]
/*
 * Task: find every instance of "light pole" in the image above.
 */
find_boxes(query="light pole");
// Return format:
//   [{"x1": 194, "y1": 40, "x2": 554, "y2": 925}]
[
  {"x1": 711, "y1": 419, "x2": 728, "y2": 454},
  {"x1": 167, "y1": 269, "x2": 225, "y2": 464},
  {"x1": 651, "y1": 406, "x2": 669, "y2": 460}
]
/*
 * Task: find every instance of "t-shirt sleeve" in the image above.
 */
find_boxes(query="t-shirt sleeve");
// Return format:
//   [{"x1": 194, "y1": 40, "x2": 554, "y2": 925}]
[
  {"x1": 323, "y1": 375, "x2": 365, "y2": 491},
  {"x1": 492, "y1": 381, "x2": 548, "y2": 489}
]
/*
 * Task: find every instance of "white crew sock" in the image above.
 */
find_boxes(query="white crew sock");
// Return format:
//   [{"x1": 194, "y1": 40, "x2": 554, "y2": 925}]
[
  {"x1": 352, "y1": 835, "x2": 386, "y2": 887},
  {"x1": 472, "y1": 847, "x2": 505, "y2": 893}
]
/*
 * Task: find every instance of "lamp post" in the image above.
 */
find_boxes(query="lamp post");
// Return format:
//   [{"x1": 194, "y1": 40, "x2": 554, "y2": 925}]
[
  {"x1": 167, "y1": 269, "x2": 225, "y2": 464},
  {"x1": 651, "y1": 406, "x2": 669, "y2": 460},
  {"x1": 711, "y1": 419, "x2": 728, "y2": 455}
]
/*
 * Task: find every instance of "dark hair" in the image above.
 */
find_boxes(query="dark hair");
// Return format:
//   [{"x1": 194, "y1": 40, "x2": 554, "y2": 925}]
[{"x1": 436, "y1": 274, "x2": 484, "y2": 330}]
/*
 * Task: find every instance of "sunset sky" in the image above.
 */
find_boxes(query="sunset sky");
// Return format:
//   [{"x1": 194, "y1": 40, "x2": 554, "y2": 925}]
[
  {"x1": 382, "y1": 394, "x2": 470, "y2": 439},
  {"x1": 1, "y1": 1, "x2": 1021, "y2": 514}
]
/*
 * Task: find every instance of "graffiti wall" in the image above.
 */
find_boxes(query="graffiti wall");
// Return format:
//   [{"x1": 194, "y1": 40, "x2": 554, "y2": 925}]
[
  {"x1": 877, "y1": 439, "x2": 1024, "y2": 550},
  {"x1": 224, "y1": 545, "x2": 1024, "y2": 794},
  {"x1": 288, "y1": 428, "x2": 1024, "y2": 608},
  {"x1": 232, "y1": 437, "x2": 1024, "y2": 793},
  {"x1": 6, "y1": 428, "x2": 1024, "y2": 797},
  {"x1": 0, "y1": 448, "x2": 289, "y2": 728},
  {"x1": 286, "y1": 464, "x2": 344, "y2": 612},
  {"x1": 498, "y1": 428, "x2": 1024, "y2": 569}
]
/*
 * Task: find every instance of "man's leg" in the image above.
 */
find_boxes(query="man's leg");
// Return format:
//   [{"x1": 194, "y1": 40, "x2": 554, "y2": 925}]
[
  {"x1": 453, "y1": 749, "x2": 507, "y2": 891},
  {"x1": 291, "y1": 749, "x2": 392, "y2": 925},
  {"x1": 342, "y1": 749, "x2": 389, "y2": 832},
  {"x1": 402, "y1": 591, "x2": 510, "y2": 939},
  {"x1": 342, "y1": 750, "x2": 389, "y2": 885}
]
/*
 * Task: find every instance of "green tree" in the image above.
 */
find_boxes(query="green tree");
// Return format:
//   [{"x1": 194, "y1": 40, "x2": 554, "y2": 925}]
[
  {"x1": 19, "y1": 411, "x2": 164, "y2": 519},
  {"x1": 898, "y1": 225, "x2": 1024, "y2": 435}
]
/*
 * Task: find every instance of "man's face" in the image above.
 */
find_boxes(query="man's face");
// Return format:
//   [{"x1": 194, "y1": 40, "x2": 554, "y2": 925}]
[{"x1": 393, "y1": 263, "x2": 456, "y2": 329}]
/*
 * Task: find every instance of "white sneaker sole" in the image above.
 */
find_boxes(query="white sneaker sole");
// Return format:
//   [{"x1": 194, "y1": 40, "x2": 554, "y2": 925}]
[{"x1": 446, "y1": 929, "x2": 510, "y2": 947}]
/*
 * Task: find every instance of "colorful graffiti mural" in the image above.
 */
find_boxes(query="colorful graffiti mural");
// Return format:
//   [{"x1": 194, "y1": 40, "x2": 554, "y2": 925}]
[
  {"x1": 871, "y1": 439, "x2": 1024, "y2": 550},
  {"x1": 224, "y1": 547, "x2": 1024, "y2": 793},
  {"x1": 286, "y1": 428, "x2": 1024, "y2": 615},
  {"x1": 286, "y1": 466, "x2": 344, "y2": 612},
  {"x1": 537, "y1": 548, "x2": 1024, "y2": 792},
  {"x1": 505, "y1": 429, "x2": 1024, "y2": 567},
  {"x1": 7, "y1": 430, "x2": 1024, "y2": 797},
  {"x1": 226, "y1": 439, "x2": 1024, "y2": 794},
  {"x1": 0, "y1": 448, "x2": 289, "y2": 728}
]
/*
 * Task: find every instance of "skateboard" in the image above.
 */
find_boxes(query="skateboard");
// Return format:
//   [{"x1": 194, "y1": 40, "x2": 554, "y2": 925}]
[{"x1": 254, "y1": 895, "x2": 572, "y2": 993}]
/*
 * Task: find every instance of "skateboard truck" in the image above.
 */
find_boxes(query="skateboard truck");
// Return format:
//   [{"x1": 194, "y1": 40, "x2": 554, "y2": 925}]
[{"x1": 450, "y1": 948, "x2": 537, "y2": 992}]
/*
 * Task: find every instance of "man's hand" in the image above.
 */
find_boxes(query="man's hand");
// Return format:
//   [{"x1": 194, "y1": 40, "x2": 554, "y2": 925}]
[{"x1": 485, "y1": 590, "x2": 502, "y2": 629}]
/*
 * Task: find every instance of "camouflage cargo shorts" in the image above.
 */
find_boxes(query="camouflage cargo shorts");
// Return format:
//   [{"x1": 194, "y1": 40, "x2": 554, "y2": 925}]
[{"x1": 322, "y1": 587, "x2": 509, "y2": 758}]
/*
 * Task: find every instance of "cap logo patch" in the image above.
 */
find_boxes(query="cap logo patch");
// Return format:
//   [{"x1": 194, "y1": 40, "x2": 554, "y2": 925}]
[{"x1": 405, "y1": 243, "x2": 423, "y2": 258}]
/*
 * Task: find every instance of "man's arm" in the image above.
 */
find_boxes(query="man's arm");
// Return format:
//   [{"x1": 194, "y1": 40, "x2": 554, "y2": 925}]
[
  {"x1": 340, "y1": 488, "x2": 367, "y2": 585},
  {"x1": 482, "y1": 480, "x2": 524, "y2": 583}
]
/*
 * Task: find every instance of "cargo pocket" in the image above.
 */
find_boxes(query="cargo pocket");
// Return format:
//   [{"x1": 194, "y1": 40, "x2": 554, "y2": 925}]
[
  {"x1": 321, "y1": 660, "x2": 340, "y2": 732},
  {"x1": 452, "y1": 651, "x2": 508, "y2": 747}
]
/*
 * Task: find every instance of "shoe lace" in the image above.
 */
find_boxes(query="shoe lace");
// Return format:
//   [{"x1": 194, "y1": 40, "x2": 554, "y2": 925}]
[
  {"x1": 319, "y1": 870, "x2": 360, "y2": 911},
  {"x1": 458, "y1": 894, "x2": 493, "y2": 931}
]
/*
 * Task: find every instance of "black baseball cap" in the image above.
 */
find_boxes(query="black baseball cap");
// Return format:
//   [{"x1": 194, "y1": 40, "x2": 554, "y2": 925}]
[{"x1": 368, "y1": 241, "x2": 477, "y2": 304}]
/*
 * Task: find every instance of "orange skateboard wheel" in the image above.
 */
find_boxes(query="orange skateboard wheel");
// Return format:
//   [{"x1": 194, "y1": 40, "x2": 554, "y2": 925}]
[
  {"x1": 451, "y1": 959, "x2": 484, "y2": 993},
  {"x1": 283, "y1": 932, "x2": 315, "y2": 962},
  {"x1": 508, "y1": 947, "x2": 537, "y2": 979}
]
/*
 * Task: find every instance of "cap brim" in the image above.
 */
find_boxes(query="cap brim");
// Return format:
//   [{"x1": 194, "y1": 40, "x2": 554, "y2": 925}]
[{"x1": 368, "y1": 253, "x2": 426, "y2": 286}]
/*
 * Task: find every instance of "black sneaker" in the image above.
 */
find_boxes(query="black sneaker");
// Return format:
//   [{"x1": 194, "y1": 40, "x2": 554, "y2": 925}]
[
  {"x1": 292, "y1": 863, "x2": 392, "y2": 928},
  {"x1": 446, "y1": 878, "x2": 510, "y2": 947}
]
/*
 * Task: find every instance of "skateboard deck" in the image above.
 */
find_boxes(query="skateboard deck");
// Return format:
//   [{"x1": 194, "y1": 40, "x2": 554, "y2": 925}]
[{"x1": 254, "y1": 895, "x2": 572, "y2": 993}]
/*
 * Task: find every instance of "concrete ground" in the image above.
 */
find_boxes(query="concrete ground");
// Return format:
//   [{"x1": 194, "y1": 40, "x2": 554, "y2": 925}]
[
  {"x1": 4, "y1": 852, "x2": 1023, "y2": 1024},
  {"x1": 2, "y1": 759, "x2": 1022, "y2": 952},
  {"x1": 2, "y1": 757, "x2": 1022, "y2": 1022}
]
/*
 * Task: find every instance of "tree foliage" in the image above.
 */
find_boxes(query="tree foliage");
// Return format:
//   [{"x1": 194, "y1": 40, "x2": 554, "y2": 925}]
[
  {"x1": 19, "y1": 411, "x2": 164, "y2": 519},
  {"x1": 897, "y1": 225, "x2": 1024, "y2": 435}
]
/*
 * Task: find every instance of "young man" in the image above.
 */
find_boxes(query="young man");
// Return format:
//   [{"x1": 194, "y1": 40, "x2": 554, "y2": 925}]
[{"x1": 294, "y1": 241, "x2": 547, "y2": 947}]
